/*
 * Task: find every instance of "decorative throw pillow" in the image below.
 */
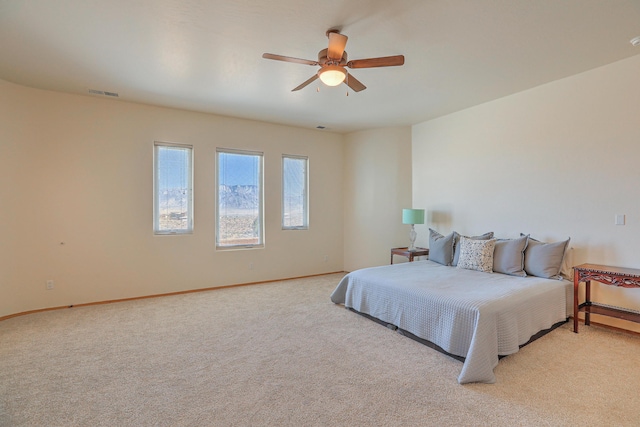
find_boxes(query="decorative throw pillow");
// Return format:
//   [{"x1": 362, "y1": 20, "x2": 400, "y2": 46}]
[
  {"x1": 493, "y1": 235, "x2": 529, "y2": 277},
  {"x1": 428, "y1": 228, "x2": 455, "y2": 266},
  {"x1": 521, "y1": 234, "x2": 570, "y2": 280},
  {"x1": 452, "y1": 231, "x2": 494, "y2": 266},
  {"x1": 456, "y1": 236, "x2": 496, "y2": 273}
]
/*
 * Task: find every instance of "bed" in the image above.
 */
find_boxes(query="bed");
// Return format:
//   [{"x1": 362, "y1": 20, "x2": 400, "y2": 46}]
[{"x1": 330, "y1": 259, "x2": 572, "y2": 384}]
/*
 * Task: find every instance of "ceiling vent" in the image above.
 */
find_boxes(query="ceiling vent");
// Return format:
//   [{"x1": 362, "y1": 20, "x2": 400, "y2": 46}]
[{"x1": 88, "y1": 89, "x2": 119, "y2": 97}]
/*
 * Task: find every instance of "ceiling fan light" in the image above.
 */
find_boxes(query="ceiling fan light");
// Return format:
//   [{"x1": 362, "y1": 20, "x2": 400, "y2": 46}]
[{"x1": 318, "y1": 65, "x2": 346, "y2": 86}]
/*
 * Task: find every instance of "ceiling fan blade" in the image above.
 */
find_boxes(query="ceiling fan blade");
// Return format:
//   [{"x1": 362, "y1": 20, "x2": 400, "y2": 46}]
[
  {"x1": 262, "y1": 53, "x2": 318, "y2": 66},
  {"x1": 292, "y1": 74, "x2": 319, "y2": 91},
  {"x1": 344, "y1": 73, "x2": 366, "y2": 92},
  {"x1": 327, "y1": 32, "x2": 348, "y2": 60},
  {"x1": 347, "y1": 55, "x2": 405, "y2": 69}
]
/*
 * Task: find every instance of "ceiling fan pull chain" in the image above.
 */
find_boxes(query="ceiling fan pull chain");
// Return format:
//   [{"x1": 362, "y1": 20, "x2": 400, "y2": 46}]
[{"x1": 346, "y1": 72, "x2": 349, "y2": 96}]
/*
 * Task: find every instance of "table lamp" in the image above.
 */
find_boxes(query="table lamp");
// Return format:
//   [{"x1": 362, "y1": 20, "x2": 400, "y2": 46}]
[{"x1": 402, "y1": 208, "x2": 425, "y2": 251}]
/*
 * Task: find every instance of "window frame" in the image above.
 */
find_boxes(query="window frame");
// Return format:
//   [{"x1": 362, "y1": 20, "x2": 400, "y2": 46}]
[
  {"x1": 215, "y1": 148, "x2": 264, "y2": 250},
  {"x1": 153, "y1": 141, "x2": 194, "y2": 235},
  {"x1": 281, "y1": 154, "x2": 309, "y2": 230}
]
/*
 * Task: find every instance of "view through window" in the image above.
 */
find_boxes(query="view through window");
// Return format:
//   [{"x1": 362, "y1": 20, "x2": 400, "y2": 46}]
[
  {"x1": 154, "y1": 142, "x2": 193, "y2": 234},
  {"x1": 282, "y1": 155, "x2": 308, "y2": 229},
  {"x1": 216, "y1": 149, "x2": 263, "y2": 247}
]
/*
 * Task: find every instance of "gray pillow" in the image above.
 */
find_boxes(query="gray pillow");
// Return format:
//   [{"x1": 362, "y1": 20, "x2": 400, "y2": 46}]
[
  {"x1": 453, "y1": 231, "x2": 494, "y2": 266},
  {"x1": 493, "y1": 235, "x2": 529, "y2": 277},
  {"x1": 429, "y1": 229, "x2": 455, "y2": 266},
  {"x1": 521, "y1": 235, "x2": 570, "y2": 279}
]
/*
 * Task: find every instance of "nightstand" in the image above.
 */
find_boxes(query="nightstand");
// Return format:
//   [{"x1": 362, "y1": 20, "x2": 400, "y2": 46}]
[
  {"x1": 390, "y1": 247, "x2": 429, "y2": 264},
  {"x1": 573, "y1": 263, "x2": 640, "y2": 333}
]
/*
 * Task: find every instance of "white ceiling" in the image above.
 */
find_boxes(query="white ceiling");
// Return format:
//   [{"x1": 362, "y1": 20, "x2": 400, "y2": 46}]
[{"x1": 1, "y1": 0, "x2": 639, "y2": 133}]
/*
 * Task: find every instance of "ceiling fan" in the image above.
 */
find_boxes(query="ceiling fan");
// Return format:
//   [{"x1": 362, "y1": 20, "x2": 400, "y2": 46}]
[{"x1": 262, "y1": 29, "x2": 404, "y2": 92}]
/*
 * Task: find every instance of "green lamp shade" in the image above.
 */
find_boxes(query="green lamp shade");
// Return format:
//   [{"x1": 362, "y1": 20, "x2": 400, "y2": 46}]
[{"x1": 402, "y1": 209, "x2": 425, "y2": 225}]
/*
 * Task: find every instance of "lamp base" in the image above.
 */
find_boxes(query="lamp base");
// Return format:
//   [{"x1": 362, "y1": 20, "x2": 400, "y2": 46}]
[{"x1": 408, "y1": 225, "x2": 417, "y2": 251}]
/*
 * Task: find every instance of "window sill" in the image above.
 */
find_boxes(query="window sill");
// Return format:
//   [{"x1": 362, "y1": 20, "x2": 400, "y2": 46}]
[
  {"x1": 154, "y1": 231, "x2": 193, "y2": 236},
  {"x1": 216, "y1": 244, "x2": 264, "y2": 251}
]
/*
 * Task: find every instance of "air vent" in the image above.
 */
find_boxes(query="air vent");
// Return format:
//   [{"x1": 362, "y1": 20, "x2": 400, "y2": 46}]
[{"x1": 88, "y1": 89, "x2": 119, "y2": 97}]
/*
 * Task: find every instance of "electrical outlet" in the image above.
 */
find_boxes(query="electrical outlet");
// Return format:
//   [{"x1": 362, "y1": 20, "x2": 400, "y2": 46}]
[
  {"x1": 615, "y1": 214, "x2": 625, "y2": 225},
  {"x1": 249, "y1": 262, "x2": 254, "y2": 270},
  {"x1": 46, "y1": 280, "x2": 54, "y2": 290},
  {"x1": 323, "y1": 255, "x2": 329, "y2": 262}
]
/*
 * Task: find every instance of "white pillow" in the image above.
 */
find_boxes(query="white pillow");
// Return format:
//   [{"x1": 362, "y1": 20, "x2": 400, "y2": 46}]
[
  {"x1": 456, "y1": 236, "x2": 496, "y2": 273},
  {"x1": 560, "y1": 247, "x2": 574, "y2": 280}
]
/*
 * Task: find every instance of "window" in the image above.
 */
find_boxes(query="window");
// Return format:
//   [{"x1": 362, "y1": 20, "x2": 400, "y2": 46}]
[
  {"x1": 282, "y1": 155, "x2": 308, "y2": 230},
  {"x1": 216, "y1": 149, "x2": 263, "y2": 248},
  {"x1": 154, "y1": 142, "x2": 193, "y2": 234}
]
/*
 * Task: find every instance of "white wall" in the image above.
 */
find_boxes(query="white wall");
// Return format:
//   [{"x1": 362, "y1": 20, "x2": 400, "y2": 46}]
[
  {"x1": 412, "y1": 54, "x2": 640, "y2": 332},
  {"x1": 343, "y1": 127, "x2": 413, "y2": 272},
  {"x1": 0, "y1": 80, "x2": 344, "y2": 317}
]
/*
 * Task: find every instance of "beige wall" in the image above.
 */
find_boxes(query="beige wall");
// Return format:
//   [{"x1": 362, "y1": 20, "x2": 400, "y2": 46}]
[
  {"x1": 4, "y1": 53, "x2": 640, "y2": 333},
  {"x1": 412, "y1": 54, "x2": 640, "y2": 332},
  {"x1": 343, "y1": 127, "x2": 413, "y2": 272},
  {"x1": 0, "y1": 80, "x2": 344, "y2": 317}
]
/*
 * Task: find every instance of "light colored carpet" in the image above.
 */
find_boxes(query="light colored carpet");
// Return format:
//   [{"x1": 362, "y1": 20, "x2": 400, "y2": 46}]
[{"x1": 1, "y1": 273, "x2": 639, "y2": 426}]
